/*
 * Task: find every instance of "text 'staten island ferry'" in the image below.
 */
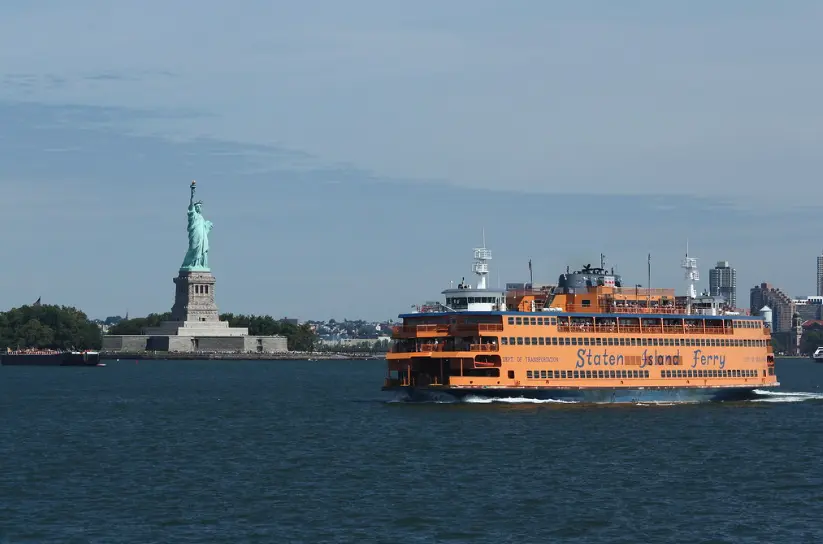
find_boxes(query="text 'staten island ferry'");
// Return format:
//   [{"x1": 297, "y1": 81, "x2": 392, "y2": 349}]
[{"x1": 383, "y1": 244, "x2": 778, "y2": 403}]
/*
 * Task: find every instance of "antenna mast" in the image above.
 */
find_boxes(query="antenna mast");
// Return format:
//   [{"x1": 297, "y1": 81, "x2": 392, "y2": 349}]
[
  {"x1": 681, "y1": 241, "x2": 699, "y2": 314},
  {"x1": 472, "y1": 233, "x2": 491, "y2": 290}
]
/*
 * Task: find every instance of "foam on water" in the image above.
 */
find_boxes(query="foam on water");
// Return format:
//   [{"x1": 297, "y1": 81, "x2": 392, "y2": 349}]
[
  {"x1": 750, "y1": 389, "x2": 823, "y2": 403},
  {"x1": 462, "y1": 395, "x2": 578, "y2": 404}
]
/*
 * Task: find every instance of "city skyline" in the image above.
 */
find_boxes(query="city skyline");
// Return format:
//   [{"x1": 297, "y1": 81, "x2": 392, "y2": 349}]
[{"x1": 1, "y1": 2, "x2": 822, "y2": 320}]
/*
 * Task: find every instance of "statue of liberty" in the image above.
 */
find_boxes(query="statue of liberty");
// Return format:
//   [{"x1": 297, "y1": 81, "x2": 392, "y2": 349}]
[{"x1": 180, "y1": 180, "x2": 213, "y2": 271}]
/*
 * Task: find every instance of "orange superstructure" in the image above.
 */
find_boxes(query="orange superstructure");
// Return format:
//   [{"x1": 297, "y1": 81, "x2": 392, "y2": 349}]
[{"x1": 382, "y1": 249, "x2": 777, "y2": 403}]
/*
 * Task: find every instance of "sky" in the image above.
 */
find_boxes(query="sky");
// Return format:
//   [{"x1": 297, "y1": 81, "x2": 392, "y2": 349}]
[{"x1": 0, "y1": 1, "x2": 821, "y2": 321}]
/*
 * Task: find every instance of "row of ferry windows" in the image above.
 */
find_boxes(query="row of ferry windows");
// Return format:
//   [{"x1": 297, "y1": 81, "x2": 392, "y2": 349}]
[
  {"x1": 507, "y1": 316, "x2": 762, "y2": 328},
  {"x1": 508, "y1": 317, "x2": 558, "y2": 326},
  {"x1": 501, "y1": 336, "x2": 768, "y2": 347},
  {"x1": 527, "y1": 369, "x2": 650, "y2": 379},
  {"x1": 525, "y1": 368, "x2": 762, "y2": 379}
]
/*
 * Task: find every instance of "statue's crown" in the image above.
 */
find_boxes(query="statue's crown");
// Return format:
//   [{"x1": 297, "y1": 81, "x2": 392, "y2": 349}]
[{"x1": 194, "y1": 200, "x2": 203, "y2": 206}]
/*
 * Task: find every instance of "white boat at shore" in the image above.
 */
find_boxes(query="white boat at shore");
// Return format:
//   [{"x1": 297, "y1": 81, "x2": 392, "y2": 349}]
[{"x1": 812, "y1": 347, "x2": 823, "y2": 362}]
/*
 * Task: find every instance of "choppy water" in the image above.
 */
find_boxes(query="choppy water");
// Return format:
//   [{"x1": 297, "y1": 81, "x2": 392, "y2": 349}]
[{"x1": 1, "y1": 358, "x2": 823, "y2": 543}]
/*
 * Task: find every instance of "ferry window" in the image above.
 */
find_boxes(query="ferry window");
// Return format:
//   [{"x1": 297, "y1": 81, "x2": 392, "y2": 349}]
[
  {"x1": 517, "y1": 337, "x2": 523, "y2": 345},
  {"x1": 584, "y1": 338, "x2": 591, "y2": 346},
  {"x1": 537, "y1": 317, "x2": 543, "y2": 325},
  {"x1": 530, "y1": 317, "x2": 536, "y2": 325},
  {"x1": 661, "y1": 370, "x2": 666, "y2": 378},
  {"x1": 582, "y1": 300, "x2": 591, "y2": 307},
  {"x1": 548, "y1": 370, "x2": 554, "y2": 378},
  {"x1": 508, "y1": 370, "x2": 514, "y2": 379},
  {"x1": 619, "y1": 338, "x2": 626, "y2": 346},
  {"x1": 571, "y1": 338, "x2": 577, "y2": 346},
  {"x1": 508, "y1": 317, "x2": 514, "y2": 325},
  {"x1": 527, "y1": 371, "x2": 533, "y2": 378},
  {"x1": 609, "y1": 370, "x2": 615, "y2": 378},
  {"x1": 540, "y1": 370, "x2": 547, "y2": 378},
  {"x1": 509, "y1": 337, "x2": 515, "y2": 344},
  {"x1": 525, "y1": 337, "x2": 531, "y2": 345},
  {"x1": 586, "y1": 370, "x2": 592, "y2": 378},
  {"x1": 532, "y1": 337, "x2": 538, "y2": 344},
  {"x1": 551, "y1": 318, "x2": 557, "y2": 325},
  {"x1": 675, "y1": 339, "x2": 681, "y2": 346},
  {"x1": 501, "y1": 337, "x2": 508, "y2": 345},
  {"x1": 630, "y1": 338, "x2": 637, "y2": 346},
  {"x1": 633, "y1": 370, "x2": 639, "y2": 378},
  {"x1": 516, "y1": 317, "x2": 522, "y2": 325},
  {"x1": 560, "y1": 370, "x2": 566, "y2": 378},
  {"x1": 573, "y1": 371, "x2": 579, "y2": 378}
]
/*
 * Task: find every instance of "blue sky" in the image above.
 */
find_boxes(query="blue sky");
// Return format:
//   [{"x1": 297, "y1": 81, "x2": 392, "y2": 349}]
[{"x1": 0, "y1": 1, "x2": 821, "y2": 321}]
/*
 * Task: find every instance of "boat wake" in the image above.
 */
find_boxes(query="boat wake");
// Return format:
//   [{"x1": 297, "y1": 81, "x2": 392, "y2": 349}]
[
  {"x1": 462, "y1": 395, "x2": 578, "y2": 404},
  {"x1": 749, "y1": 389, "x2": 823, "y2": 403},
  {"x1": 386, "y1": 390, "x2": 823, "y2": 405}
]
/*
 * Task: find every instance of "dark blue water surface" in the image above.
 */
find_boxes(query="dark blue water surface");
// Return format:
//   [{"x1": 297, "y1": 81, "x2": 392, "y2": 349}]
[{"x1": 2, "y1": 358, "x2": 823, "y2": 543}]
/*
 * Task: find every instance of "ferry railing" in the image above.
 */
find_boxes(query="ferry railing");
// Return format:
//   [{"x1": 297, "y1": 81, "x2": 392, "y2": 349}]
[
  {"x1": 469, "y1": 344, "x2": 499, "y2": 352},
  {"x1": 551, "y1": 323, "x2": 736, "y2": 335},
  {"x1": 612, "y1": 287, "x2": 676, "y2": 296},
  {"x1": 392, "y1": 324, "x2": 450, "y2": 335},
  {"x1": 609, "y1": 307, "x2": 683, "y2": 315},
  {"x1": 452, "y1": 323, "x2": 504, "y2": 333},
  {"x1": 619, "y1": 325, "x2": 642, "y2": 333}
]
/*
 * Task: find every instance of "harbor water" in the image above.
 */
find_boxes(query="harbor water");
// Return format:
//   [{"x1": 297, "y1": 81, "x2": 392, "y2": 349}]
[{"x1": 1, "y1": 358, "x2": 822, "y2": 542}]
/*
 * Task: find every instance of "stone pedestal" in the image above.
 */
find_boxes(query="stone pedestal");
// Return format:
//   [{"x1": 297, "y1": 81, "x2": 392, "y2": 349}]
[
  {"x1": 171, "y1": 270, "x2": 220, "y2": 323},
  {"x1": 143, "y1": 270, "x2": 249, "y2": 337}
]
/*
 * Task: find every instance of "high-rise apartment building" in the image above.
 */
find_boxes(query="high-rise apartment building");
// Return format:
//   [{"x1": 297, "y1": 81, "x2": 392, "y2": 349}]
[
  {"x1": 817, "y1": 252, "x2": 823, "y2": 296},
  {"x1": 750, "y1": 282, "x2": 794, "y2": 332},
  {"x1": 709, "y1": 261, "x2": 737, "y2": 308}
]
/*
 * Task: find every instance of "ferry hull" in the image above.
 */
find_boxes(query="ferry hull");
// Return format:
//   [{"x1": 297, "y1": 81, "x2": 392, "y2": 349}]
[
  {"x1": 1, "y1": 352, "x2": 101, "y2": 366},
  {"x1": 384, "y1": 385, "x2": 772, "y2": 403}
]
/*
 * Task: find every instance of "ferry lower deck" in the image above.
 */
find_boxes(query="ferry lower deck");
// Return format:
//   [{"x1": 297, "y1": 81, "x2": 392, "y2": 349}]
[{"x1": 385, "y1": 384, "x2": 765, "y2": 404}]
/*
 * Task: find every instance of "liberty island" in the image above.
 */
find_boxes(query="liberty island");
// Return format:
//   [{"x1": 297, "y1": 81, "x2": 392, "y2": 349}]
[{"x1": 102, "y1": 181, "x2": 288, "y2": 354}]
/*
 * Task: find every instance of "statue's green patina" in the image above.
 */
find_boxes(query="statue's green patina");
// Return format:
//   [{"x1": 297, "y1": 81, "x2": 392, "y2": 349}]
[{"x1": 180, "y1": 180, "x2": 213, "y2": 271}]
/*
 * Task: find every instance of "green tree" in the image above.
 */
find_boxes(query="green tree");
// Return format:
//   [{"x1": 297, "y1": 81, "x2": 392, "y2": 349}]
[
  {"x1": 0, "y1": 304, "x2": 102, "y2": 350},
  {"x1": 107, "y1": 312, "x2": 172, "y2": 335},
  {"x1": 801, "y1": 325, "x2": 823, "y2": 356}
]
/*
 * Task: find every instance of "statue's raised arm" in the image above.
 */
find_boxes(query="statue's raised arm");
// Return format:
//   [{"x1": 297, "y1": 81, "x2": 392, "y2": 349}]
[{"x1": 189, "y1": 180, "x2": 196, "y2": 209}]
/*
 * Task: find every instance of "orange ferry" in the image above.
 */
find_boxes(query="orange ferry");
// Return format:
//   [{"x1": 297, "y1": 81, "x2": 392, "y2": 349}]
[{"x1": 383, "y1": 245, "x2": 778, "y2": 403}]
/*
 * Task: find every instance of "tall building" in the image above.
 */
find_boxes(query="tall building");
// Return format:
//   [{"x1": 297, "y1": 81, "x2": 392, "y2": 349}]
[
  {"x1": 817, "y1": 252, "x2": 823, "y2": 296},
  {"x1": 709, "y1": 261, "x2": 737, "y2": 308},
  {"x1": 750, "y1": 283, "x2": 794, "y2": 332}
]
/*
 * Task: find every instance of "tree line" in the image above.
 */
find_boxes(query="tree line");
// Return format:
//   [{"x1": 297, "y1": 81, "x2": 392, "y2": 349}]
[
  {"x1": 0, "y1": 304, "x2": 102, "y2": 350},
  {"x1": 108, "y1": 312, "x2": 317, "y2": 351}
]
